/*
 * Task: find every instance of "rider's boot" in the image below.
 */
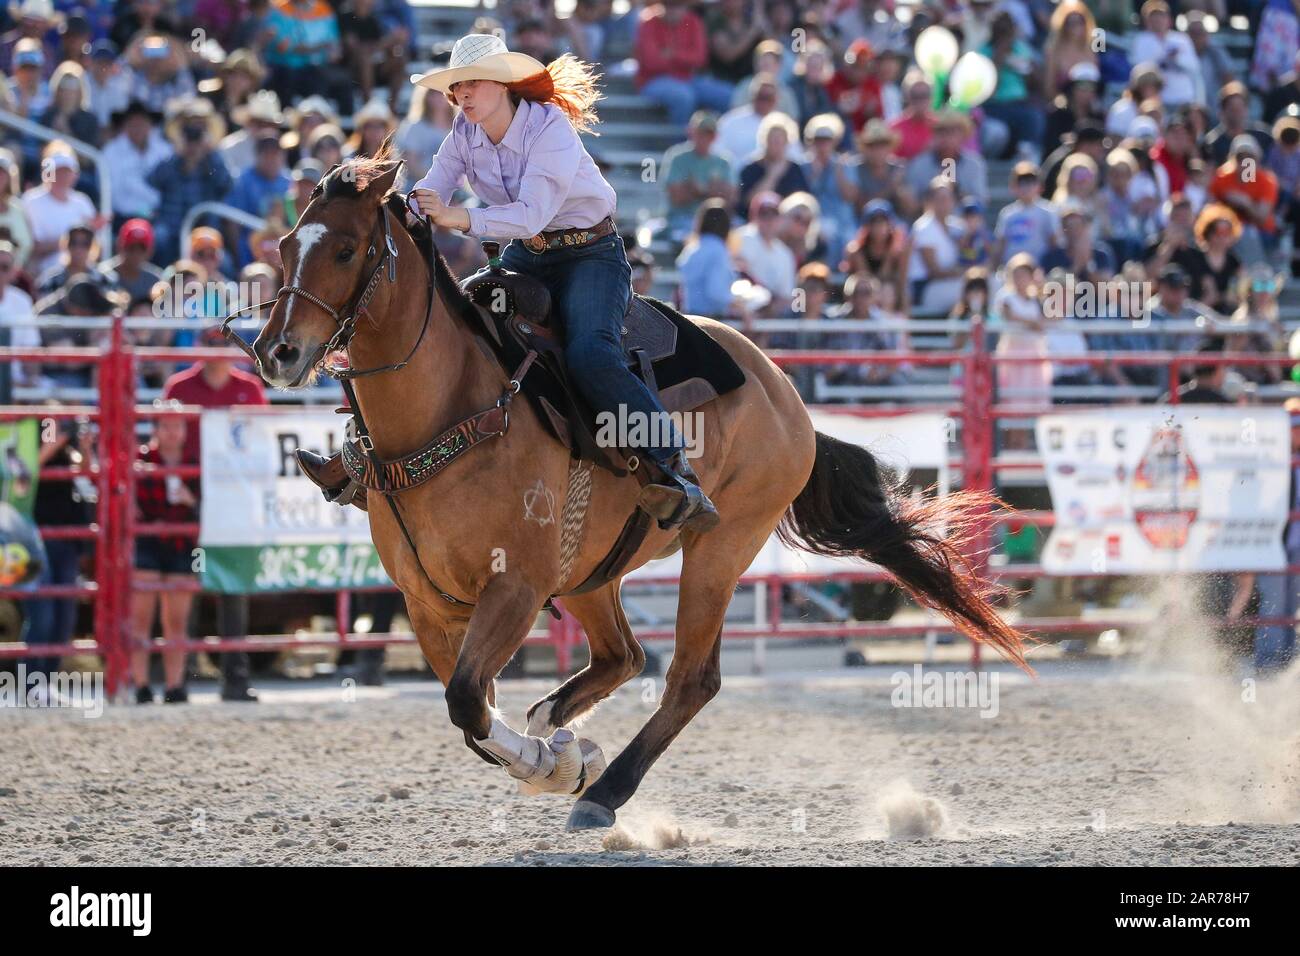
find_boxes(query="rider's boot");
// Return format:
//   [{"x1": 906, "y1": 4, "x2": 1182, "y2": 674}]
[
  {"x1": 296, "y1": 449, "x2": 368, "y2": 511},
  {"x1": 635, "y1": 450, "x2": 720, "y2": 533}
]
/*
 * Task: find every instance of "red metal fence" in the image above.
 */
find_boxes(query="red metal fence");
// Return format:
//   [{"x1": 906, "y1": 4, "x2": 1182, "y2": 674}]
[{"x1": 1, "y1": 315, "x2": 1296, "y2": 693}]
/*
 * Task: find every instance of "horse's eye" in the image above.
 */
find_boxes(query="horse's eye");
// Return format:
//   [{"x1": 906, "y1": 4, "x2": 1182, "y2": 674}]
[{"x1": 338, "y1": 248, "x2": 354, "y2": 263}]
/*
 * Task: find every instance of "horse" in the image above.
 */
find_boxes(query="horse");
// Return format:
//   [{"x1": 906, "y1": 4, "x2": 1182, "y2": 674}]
[{"x1": 240, "y1": 148, "x2": 1031, "y2": 832}]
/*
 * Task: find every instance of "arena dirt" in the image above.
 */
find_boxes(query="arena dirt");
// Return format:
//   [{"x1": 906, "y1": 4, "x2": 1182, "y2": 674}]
[{"x1": 3, "y1": 653, "x2": 1297, "y2": 866}]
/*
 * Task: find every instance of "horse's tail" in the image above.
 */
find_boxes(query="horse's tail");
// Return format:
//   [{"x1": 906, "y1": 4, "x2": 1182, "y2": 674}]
[{"x1": 777, "y1": 431, "x2": 1034, "y2": 674}]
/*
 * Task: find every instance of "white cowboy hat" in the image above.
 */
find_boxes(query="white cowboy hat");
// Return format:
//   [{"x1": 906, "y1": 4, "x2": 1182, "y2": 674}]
[{"x1": 412, "y1": 33, "x2": 546, "y2": 93}]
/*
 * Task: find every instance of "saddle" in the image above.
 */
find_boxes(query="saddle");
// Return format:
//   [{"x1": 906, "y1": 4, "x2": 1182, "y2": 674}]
[{"x1": 459, "y1": 240, "x2": 746, "y2": 474}]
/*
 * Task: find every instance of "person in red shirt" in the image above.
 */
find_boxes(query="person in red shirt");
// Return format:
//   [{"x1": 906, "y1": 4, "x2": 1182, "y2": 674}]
[
  {"x1": 825, "y1": 39, "x2": 883, "y2": 135},
  {"x1": 1151, "y1": 110, "x2": 1194, "y2": 198},
  {"x1": 634, "y1": 0, "x2": 734, "y2": 127},
  {"x1": 161, "y1": 326, "x2": 268, "y2": 702},
  {"x1": 887, "y1": 71, "x2": 936, "y2": 161}
]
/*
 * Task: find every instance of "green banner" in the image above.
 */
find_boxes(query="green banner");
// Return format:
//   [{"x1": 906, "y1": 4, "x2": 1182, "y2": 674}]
[
  {"x1": 200, "y1": 542, "x2": 392, "y2": 594},
  {"x1": 0, "y1": 418, "x2": 39, "y2": 519}
]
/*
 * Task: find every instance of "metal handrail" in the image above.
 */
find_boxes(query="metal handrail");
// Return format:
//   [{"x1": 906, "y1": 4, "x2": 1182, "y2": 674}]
[
  {"x1": 179, "y1": 202, "x2": 266, "y2": 258},
  {"x1": 0, "y1": 110, "x2": 111, "y2": 252}
]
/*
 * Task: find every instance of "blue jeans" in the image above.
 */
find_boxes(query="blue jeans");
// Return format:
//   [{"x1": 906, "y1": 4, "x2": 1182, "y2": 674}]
[
  {"x1": 640, "y1": 74, "x2": 735, "y2": 128},
  {"x1": 499, "y1": 232, "x2": 684, "y2": 463},
  {"x1": 22, "y1": 539, "x2": 80, "y2": 677},
  {"x1": 1254, "y1": 566, "x2": 1299, "y2": 672}
]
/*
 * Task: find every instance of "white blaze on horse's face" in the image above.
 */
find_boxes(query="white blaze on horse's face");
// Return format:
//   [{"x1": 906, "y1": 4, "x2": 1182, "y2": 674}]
[{"x1": 284, "y1": 222, "x2": 328, "y2": 325}]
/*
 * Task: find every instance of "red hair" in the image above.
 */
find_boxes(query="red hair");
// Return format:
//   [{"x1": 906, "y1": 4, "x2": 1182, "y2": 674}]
[{"x1": 446, "y1": 53, "x2": 603, "y2": 135}]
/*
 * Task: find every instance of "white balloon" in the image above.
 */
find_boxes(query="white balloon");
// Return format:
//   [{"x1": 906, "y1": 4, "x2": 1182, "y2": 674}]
[
  {"x1": 914, "y1": 26, "x2": 959, "y2": 77},
  {"x1": 948, "y1": 52, "x2": 999, "y2": 110}
]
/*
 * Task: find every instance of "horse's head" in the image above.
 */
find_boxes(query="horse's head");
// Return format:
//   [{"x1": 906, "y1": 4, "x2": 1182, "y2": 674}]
[{"x1": 253, "y1": 146, "x2": 405, "y2": 388}]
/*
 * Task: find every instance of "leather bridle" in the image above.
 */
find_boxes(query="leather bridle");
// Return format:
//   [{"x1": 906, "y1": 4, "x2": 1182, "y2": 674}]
[{"x1": 220, "y1": 166, "x2": 433, "y2": 382}]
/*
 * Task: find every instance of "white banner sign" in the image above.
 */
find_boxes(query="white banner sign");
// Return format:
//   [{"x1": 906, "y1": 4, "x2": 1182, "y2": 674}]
[{"x1": 1036, "y1": 407, "x2": 1290, "y2": 574}]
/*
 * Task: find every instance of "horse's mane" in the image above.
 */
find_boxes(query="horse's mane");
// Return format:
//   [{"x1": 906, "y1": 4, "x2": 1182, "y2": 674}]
[{"x1": 319, "y1": 140, "x2": 481, "y2": 336}]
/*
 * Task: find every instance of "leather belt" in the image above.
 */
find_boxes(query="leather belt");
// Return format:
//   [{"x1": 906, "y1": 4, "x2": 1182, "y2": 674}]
[{"x1": 521, "y1": 215, "x2": 616, "y2": 254}]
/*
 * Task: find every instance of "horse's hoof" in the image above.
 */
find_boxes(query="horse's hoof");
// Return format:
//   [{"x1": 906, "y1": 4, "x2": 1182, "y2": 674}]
[{"x1": 566, "y1": 800, "x2": 616, "y2": 831}]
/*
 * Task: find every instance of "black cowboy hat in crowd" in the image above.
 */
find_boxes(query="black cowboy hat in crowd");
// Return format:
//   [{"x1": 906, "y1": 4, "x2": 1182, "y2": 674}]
[{"x1": 111, "y1": 100, "x2": 164, "y2": 127}]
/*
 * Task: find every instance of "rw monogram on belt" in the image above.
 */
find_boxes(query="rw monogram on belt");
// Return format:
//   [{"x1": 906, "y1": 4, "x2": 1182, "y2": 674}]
[{"x1": 522, "y1": 215, "x2": 616, "y2": 253}]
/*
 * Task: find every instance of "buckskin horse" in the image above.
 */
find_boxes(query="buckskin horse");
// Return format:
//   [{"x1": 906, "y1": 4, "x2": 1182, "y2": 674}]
[{"x1": 230, "y1": 147, "x2": 1030, "y2": 832}]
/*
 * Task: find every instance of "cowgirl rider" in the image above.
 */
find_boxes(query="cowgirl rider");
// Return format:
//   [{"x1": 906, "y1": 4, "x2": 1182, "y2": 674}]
[{"x1": 306, "y1": 34, "x2": 716, "y2": 531}]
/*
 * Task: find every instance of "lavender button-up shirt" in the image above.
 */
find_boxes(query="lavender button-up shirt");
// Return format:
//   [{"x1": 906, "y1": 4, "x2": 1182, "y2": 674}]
[{"x1": 413, "y1": 98, "x2": 617, "y2": 240}]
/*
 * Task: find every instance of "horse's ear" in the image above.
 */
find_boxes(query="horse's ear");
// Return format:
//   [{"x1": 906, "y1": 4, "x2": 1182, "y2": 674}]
[{"x1": 364, "y1": 160, "x2": 404, "y2": 200}]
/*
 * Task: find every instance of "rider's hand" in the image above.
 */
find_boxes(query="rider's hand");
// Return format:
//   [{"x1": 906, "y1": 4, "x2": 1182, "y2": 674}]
[{"x1": 412, "y1": 188, "x2": 449, "y2": 225}]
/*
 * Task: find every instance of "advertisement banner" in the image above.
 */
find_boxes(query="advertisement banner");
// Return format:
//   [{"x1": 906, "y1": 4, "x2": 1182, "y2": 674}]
[{"x1": 1035, "y1": 407, "x2": 1290, "y2": 574}]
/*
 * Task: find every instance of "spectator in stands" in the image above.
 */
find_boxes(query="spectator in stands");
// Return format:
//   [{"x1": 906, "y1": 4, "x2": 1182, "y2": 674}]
[
  {"x1": 841, "y1": 198, "x2": 909, "y2": 308},
  {"x1": 189, "y1": 227, "x2": 233, "y2": 291},
  {"x1": 826, "y1": 39, "x2": 885, "y2": 136},
  {"x1": 1206, "y1": 135, "x2": 1280, "y2": 256},
  {"x1": 887, "y1": 71, "x2": 934, "y2": 161},
  {"x1": 1044, "y1": 63, "x2": 1105, "y2": 159},
  {"x1": 800, "y1": 113, "x2": 857, "y2": 265},
  {"x1": 1159, "y1": 336, "x2": 1230, "y2": 403},
  {"x1": 199, "y1": 48, "x2": 267, "y2": 122},
  {"x1": 148, "y1": 96, "x2": 232, "y2": 265},
  {"x1": 1041, "y1": 266, "x2": 1093, "y2": 397},
  {"x1": 717, "y1": 74, "x2": 800, "y2": 172},
  {"x1": 1185, "y1": 13, "x2": 1232, "y2": 124},
  {"x1": 0, "y1": 149, "x2": 33, "y2": 268},
  {"x1": 734, "y1": 190, "x2": 796, "y2": 315},
  {"x1": 956, "y1": 196, "x2": 992, "y2": 269},
  {"x1": 1150, "y1": 110, "x2": 1194, "y2": 200},
  {"x1": 788, "y1": 39, "x2": 836, "y2": 130},
  {"x1": 1143, "y1": 192, "x2": 1198, "y2": 278},
  {"x1": 993, "y1": 161, "x2": 1060, "y2": 268},
  {"x1": 345, "y1": 98, "x2": 398, "y2": 159},
  {"x1": 84, "y1": 40, "x2": 130, "y2": 129},
  {"x1": 994, "y1": 252, "x2": 1050, "y2": 410},
  {"x1": 853, "y1": 119, "x2": 913, "y2": 221},
  {"x1": 1129, "y1": 1, "x2": 1202, "y2": 108},
  {"x1": 1127, "y1": 265, "x2": 1210, "y2": 384},
  {"x1": 130, "y1": 404, "x2": 199, "y2": 705},
  {"x1": 1049, "y1": 153, "x2": 1104, "y2": 237},
  {"x1": 1264, "y1": 50, "x2": 1300, "y2": 122},
  {"x1": 125, "y1": 34, "x2": 196, "y2": 114},
  {"x1": 98, "y1": 218, "x2": 165, "y2": 303},
  {"x1": 282, "y1": 94, "x2": 340, "y2": 156},
  {"x1": 305, "y1": 122, "x2": 345, "y2": 170},
  {"x1": 219, "y1": 89, "x2": 286, "y2": 177},
  {"x1": 0, "y1": 240, "x2": 38, "y2": 387},
  {"x1": 8, "y1": 37, "x2": 51, "y2": 122},
  {"x1": 263, "y1": 0, "x2": 353, "y2": 113},
  {"x1": 662, "y1": 110, "x2": 735, "y2": 242},
  {"x1": 1100, "y1": 149, "x2": 1159, "y2": 266},
  {"x1": 979, "y1": 10, "x2": 1045, "y2": 162},
  {"x1": 396, "y1": 88, "x2": 453, "y2": 180},
  {"x1": 1190, "y1": 201, "x2": 1245, "y2": 314},
  {"x1": 36, "y1": 225, "x2": 101, "y2": 296},
  {"x1": 283, "y1": 159, "x2": 323, "y2": 225},
  {"x1": 628, "y1": 246, "x2": 656, "y2": 296},
  {"x1": 949, "y1": 267, "x2": 990, "y2": 351},
  {"x1": 28, "y1": 407, "x2": 92, "y2": 672},
  {"x1": 162, "y1": 326, "x2": 267, "y2": 702},
  {"x1": 37, "y1": 277, "x2": 126, "y2": 389},
  {"x1": 677, "y1": 198, "x2": 742, "y2": 318},
  {"x1": 1107, "y1": 63, "x2": 1163, "y2": 140},
  {"x1": 958, "y1": 0, "x2": 999, "y2": 53},
  {"x1": 1254, "y1": 395, "x2": 1300, "y2": 673},
  {"x1": 908, "y1": 177, "x2": 966, "y2": 315},
  {"x1": 1205, "y1": 82, "x2": 1274, "y2": 168},
  {"x1": 831, "y1": 271, "x2": 911, "y2": 388},
  {"x1": 1043, "y1": 1, "x2": 1097, "y2": 98},
  {"x1": 102, "y1": 101, "x2": 170, "y2": 230},
  {"x1": 737, "y1": 112, "x2": 809, "y2": 219},
  {"x1": 1224, "y1": 267, "x2": 1286, "y2": 386},
  {"x1": 905, "y1": 110, "x2": 988, "y2": 207},
  {"x1": 570, "y1": 0, "x2": 619, "y2": 64},
  {"x1": 1272, "y1": 114, "x2": 1300, "y2": 273},
  {"x1": 225, "y1": 132, "x2": 291, "y2": 265},
  {"x1": 777, "y1": 191, "x2": 827, "y2": 269},
  {"x1": 110, "y1": 0, "x2": 180, "y2": 50},
  {"x1": 833, "y1": 0, "x2": 906, "y2": 54},
  {"x1": 1, "y1": 0, "x2": 62, "y2": 74},
  {"x1": 1042, "y1": 201, "x2": 1116, "y2": 281},
  {"x1": 339, "y1": 0, "x2": 409, "y2": 107},
  {"x1": 22, "y1": 145, "x2": 97, "y2": 277},
  {"x1": 634, "y1": 0, "x2": 733, "y2": 127},
  {"x1": 40, "y1": 61, "x2": 98, "y2": 148},
  {"x1": 1252, "y1": 0, "x2": 1300, "y2": 94},
  {"x1": 705, "y1": 0, "x2": 768, "y2": 87}
]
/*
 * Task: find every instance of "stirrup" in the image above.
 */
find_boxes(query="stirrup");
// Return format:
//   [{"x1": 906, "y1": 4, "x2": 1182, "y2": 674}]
[{"x1": 635, "y1": 453, "x2": 719, "y2": 533}]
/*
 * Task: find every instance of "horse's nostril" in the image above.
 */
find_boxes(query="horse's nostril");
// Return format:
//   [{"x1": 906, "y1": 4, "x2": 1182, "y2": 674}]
[{"x1": 272, "y1": 342, "x2": 299, "y2": 365}]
